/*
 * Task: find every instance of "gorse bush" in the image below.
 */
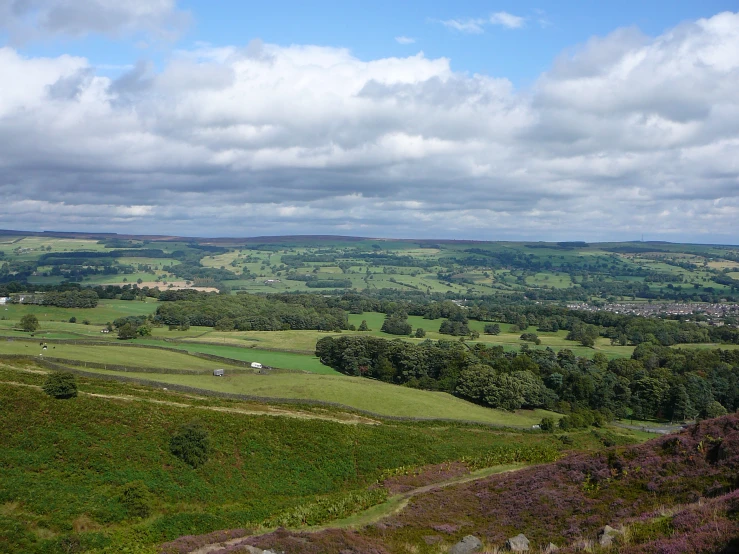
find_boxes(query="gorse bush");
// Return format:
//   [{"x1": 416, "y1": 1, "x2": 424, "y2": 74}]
[
  {"x1": 169, "y1": 421, "x2": 210, "y2": 468},
  {"x1": 42, "y1": 371, "x2": 78, "y2": 399},
  {"x1": 119, "y1": 481, "x2": 153, "y2": 519}
]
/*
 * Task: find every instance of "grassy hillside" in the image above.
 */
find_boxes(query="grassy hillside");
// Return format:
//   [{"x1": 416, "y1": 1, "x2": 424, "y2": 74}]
[
  {"x1": 62, "y1": 367, "x2": 559, "y2": 426},
  {"x1": 0, "y1": 340, "x2": 240, "y2": 372},
  {"x1": 137, "y1": 341, "x2": 336, "y2": 374},
  {"x1": 0, "y1": 362, "x2": 626, "y2": 554}
]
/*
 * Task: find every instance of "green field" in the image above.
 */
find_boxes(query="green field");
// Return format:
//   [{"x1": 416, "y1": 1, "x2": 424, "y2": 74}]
[
  {"x1": 138, "y1": 341, "x2": 336, "y2": 374},
  {"x1": 0, "y1": 299, "x2": 157, "y2": 326},
  {"x1": 0, "y1": 340, "x2": 238, "y2": 371},
  {"x1": 68, "y1": 367, "x2": 559, "y2": 426}
]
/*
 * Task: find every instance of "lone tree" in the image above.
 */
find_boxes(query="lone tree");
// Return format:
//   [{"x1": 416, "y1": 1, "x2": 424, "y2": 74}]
[
  {"x1": 20, "y1": 314, "x2": 39, "y2": 333},
  {"x1": 170, "y1": 420, "x2": 210, "y2": 468},
  {"x1": 42, "y1": 372, "x2": 78, "y2": 399}
]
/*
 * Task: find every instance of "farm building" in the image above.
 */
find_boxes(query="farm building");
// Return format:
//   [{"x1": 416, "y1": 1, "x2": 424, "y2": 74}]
[
  {"x1": 213, "y1": 369, "x2": 224, "y2": 377},
  {"x1": 250, "y1": 362, "x2": 262, "y2": 369}
]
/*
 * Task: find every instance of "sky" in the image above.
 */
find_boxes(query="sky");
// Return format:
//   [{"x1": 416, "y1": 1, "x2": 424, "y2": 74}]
[{"x1": 1, "y1": 1, "x2": 739, "y2": 243}]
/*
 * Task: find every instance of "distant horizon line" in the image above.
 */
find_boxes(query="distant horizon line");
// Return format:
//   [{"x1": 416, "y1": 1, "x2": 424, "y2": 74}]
[{"x1": 1, "y1": 228, "x2": 737, "y2": 248}]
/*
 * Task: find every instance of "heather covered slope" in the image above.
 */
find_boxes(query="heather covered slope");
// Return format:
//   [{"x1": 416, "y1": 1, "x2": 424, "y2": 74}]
[{"x1": 239, "y1": 415, "x2": 739, "y2": 554}]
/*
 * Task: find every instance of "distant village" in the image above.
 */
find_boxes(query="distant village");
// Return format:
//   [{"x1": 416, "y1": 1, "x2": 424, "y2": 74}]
[{"x1": 566, "y1": 302, "x2": 739, "y2": 326}]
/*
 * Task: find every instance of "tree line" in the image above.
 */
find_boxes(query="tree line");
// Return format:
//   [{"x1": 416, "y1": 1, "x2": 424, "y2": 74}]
[
  {"x1": 155, "y1": 292, "x2": 348, "y2": 331},
  {"x1": 316, "y1": 335, "x2": 739, "y2": 420}
]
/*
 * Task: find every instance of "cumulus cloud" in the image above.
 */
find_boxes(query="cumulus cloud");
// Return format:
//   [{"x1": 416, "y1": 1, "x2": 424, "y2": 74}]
[
  {"x1": 1, "y1": 12, "x2": 739, "y2": 241},
  {"x1": 0, "y1": 0, "x2": 189, "y2": 42}
]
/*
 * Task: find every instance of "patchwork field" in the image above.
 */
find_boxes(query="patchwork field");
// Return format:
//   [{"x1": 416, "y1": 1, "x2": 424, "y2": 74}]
[{"x1": 3, "y1": 233, "x2": 739, "y2": 304}]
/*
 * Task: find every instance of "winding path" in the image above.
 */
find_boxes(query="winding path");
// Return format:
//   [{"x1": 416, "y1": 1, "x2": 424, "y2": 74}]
[{"x1": 183, "y1": 464, "x2": 525, "y2": 554}]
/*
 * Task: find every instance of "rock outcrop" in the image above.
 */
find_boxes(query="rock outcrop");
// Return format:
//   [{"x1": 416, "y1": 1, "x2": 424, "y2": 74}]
[
  {"x1": 449, "y1": 535, "x2": 483, "y2": 554},
  {"x1": 598, "y1": 525, "x2": 624, "y2": 547},
  {"x1": 505, "y1": 534, "x2": 530, "y2": 551}
]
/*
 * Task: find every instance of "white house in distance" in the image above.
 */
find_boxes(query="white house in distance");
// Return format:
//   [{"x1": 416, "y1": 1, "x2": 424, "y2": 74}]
[{"x1": 250, "y1": 362, "x2": 262, "y2": 369}]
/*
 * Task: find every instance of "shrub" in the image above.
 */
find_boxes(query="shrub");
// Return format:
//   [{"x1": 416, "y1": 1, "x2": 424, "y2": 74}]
[
  {"x1": 702, "y1": 401, "x2": 728, "y2": 420},
  {"x1": 42, "y1": 372, "x2": 78, "y2": 399},
  {"x1": 119, "y1": 481, "x2": 152, "y2": 519},
  {"x1": 415, "y1": 328, "x2": 426, "y2": 338},
  {"x1": 520, "y1": 332, "x2": 541, "y2": 345},
  {"x1": 69, "y1": 316, "x2": 77, "y2": 323},
  {"x1": 170, "y1": 421, "x2": 210, "y2": 468},
  {"x1": 20, "y1": 314, "x2": 39, "y2": 332},
  {"x1": 540, "y1": 417, "x2": 555, "y2": 433}
]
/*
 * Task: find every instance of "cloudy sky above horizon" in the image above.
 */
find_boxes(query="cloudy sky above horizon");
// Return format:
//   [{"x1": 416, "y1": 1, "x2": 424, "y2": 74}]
[{"x1": 1, "y1": 0, "x2": 739, "y2": 243}]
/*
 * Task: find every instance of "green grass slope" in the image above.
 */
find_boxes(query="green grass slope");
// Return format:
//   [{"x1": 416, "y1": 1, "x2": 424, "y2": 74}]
[
  {"x1": 66, "y1": 367, "x2": 558, "y2": 426},
  {"x1": 0, "y1": 341, "x2": 238, "y2": 372}
]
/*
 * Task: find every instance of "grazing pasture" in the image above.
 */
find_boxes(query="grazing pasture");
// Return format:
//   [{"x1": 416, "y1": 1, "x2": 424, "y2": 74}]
[{"x1": 65, "y1": 367, "x2": 561, "y2": 426}]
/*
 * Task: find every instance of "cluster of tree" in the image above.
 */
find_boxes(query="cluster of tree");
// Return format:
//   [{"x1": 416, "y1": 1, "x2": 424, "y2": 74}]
[
  {"x1": 9, "y1": 289, "x2": 99, "y2": 308},
  {"x1": 644, "y1": 272, "x2": 684, "y2": 283},
  {"x1": 113, "y1": 315, "x2": 152, "y2": 339},
  {"x1": 38, "y1": 249, "x2": 168, "y2": 262},
  {"x1": 520, "y1": 332, "x2": 541, "y2": 345},
  {"x1": 565, "y1": 323, "x2": 600, "y2": 347},
  {"x1": 155, "y1": 292, "x2": 348, "y2": 331},
  {"x1": 305, "y1": 279, "x2": 352, "y2": 288},
  {"x1": 316, "y1": 335, "x2": 469, "y2": 391},
  {"x1": 316, "y1": 335, "x2": 739, "y2": 419},
  {"x1": 439, "y1": 318, "x2": 471, "y2": 336},
  {"x1": 381, "y1": 314, "x2": 413, "y2": 335}
]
